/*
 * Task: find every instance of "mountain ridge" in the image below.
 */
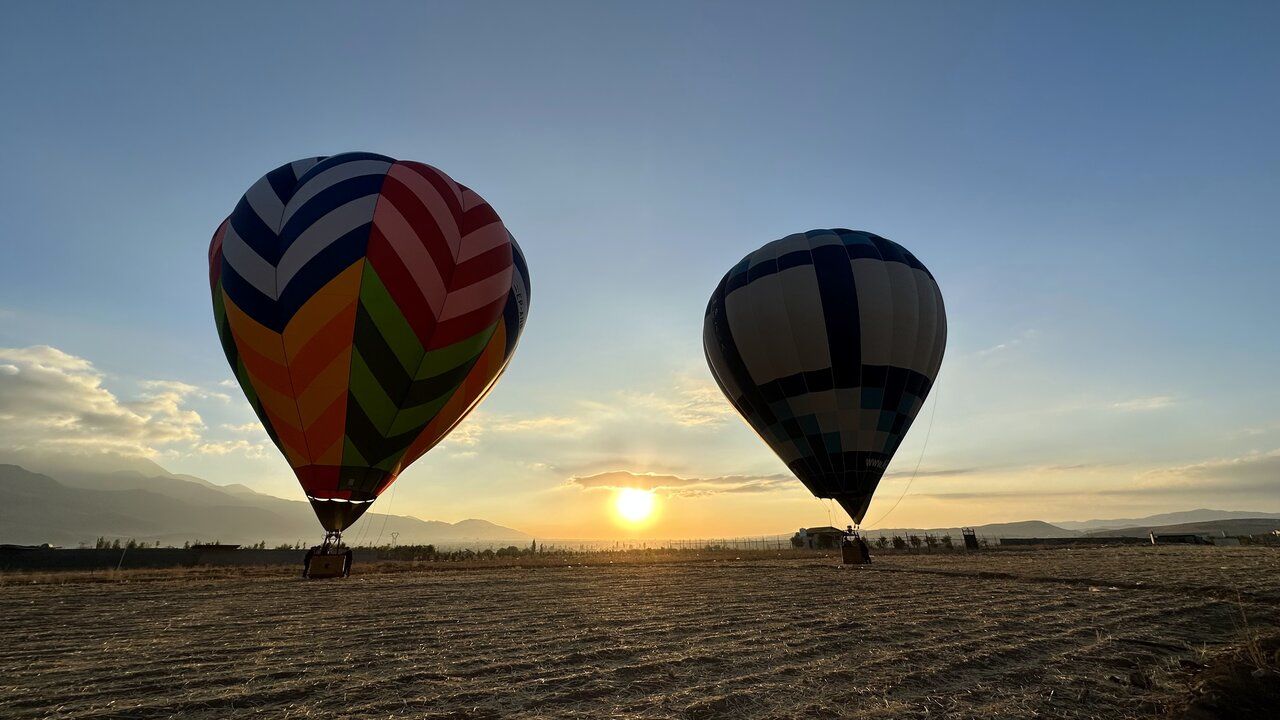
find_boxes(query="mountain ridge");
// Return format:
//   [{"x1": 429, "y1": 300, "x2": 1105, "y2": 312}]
[
  {"x1": 0, "y1": 463, "x2": 530, "y2": 547},
  {"x1": 860, "y1": 520, "x2": 1080, "y2": 540},
  {"x1": 1054, "y1": 508, "x2": 1280, "y2": 531},
  {"x1": 1084, "y1": 518, "x2": 1280, "y2": 538}
]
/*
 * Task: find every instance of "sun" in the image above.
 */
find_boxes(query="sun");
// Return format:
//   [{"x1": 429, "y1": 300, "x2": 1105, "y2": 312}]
[{"x1": 613, "y1": 488, "x2": 657, "y2": 525}]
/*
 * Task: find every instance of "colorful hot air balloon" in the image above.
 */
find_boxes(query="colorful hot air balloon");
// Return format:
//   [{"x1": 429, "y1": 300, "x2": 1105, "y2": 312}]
[
  {"x1": 208, "y1": 152, "x2": 525, "y2": 535},
  {"x1": 703, "y1": 230, "x2": 946, "y2": 525}
]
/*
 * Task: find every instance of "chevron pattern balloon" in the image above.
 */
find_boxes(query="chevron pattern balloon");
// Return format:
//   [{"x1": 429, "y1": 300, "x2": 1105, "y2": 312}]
[{"x1": 208, "y1": 152, "x2": 523, "y2": 531}]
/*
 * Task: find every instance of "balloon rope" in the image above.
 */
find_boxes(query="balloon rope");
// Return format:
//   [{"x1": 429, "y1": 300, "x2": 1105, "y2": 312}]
[
  {"x1": 373, "y1": 480, "x2": 398, "y2": 547},
  {"x1": 351, "y1": 478, "x2": 397, "y2": 549},
  {"x1": 864, "y1": 375, "x2": 942, "y2": 530},
  {"x1": 351, "y1": 503, "x2": 374, "y2": 548}
]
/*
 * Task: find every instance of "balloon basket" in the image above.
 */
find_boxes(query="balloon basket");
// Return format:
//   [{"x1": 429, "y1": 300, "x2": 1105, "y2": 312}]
[
  {"x1": 303, "y1": 532, "x2": 352, "y2": 579},
  {"x1": 841, "y1": 528, "x2": 871, "y2": 565}
]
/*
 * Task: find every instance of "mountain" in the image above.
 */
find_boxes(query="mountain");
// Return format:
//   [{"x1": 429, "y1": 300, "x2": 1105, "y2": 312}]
[
  {"x1": 1085, "y1": 518, "x2": 1280, "y2": 538},
  {"x1": 0, "y1": 463, "x2": 529, "y2": 547},
  {"x1": 862, "y1": 520, "x2": 1080, "y2": 540},
  {"x1": 1055, "y1": 509, "x2": 1280, "y2": 531},
  {"x1": 0, "y1": 465, "x2": 292, "y2": 546},
  {"x1": 0, "y1": 449, "x2": 175, "y2": 479}
]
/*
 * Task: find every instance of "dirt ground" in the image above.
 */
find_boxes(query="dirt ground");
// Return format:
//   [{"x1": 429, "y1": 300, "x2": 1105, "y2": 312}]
[{"x1": 1, "y1": 547, "x2": 1276, "y2": 719}]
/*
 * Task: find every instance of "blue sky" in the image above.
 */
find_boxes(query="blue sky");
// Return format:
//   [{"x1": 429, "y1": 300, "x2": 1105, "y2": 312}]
[{"x1": 2, "y1": 2, "x2": 1277, "y2": 537}]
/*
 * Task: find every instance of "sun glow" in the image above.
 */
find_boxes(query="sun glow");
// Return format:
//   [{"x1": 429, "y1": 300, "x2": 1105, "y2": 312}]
[{"x1": 613, "y1": 488, "x2": 657, "y2": 525}]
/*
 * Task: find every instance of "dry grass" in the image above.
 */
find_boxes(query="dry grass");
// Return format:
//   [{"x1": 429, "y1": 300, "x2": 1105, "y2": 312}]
[
  {"x1": 1, "y1": 546, "x2": 1276, "y2": 719},
  {"x1": 0, "y1": 548, "x2": 832, "y2": 586}
]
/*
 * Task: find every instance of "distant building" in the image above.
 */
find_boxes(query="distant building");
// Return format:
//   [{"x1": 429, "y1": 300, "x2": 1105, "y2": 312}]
[{"x1": 791, "y1": 527, "x2": 847, "y2": 549}]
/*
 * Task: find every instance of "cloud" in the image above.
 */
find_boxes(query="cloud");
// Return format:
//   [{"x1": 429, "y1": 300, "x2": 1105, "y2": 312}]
[
  {"x1": 914, "y1": 451, "x2": 1280, "y2": 501},
  {"x1": 975, "y1": 329, "x2": 1039, "y2": 358},
  {"x1": 0, "y1": 345, "x2": 207, "y2": 458},
  {"x1": 1138, "y1": 450, "x2": 1280, "y2": 493},
  {"x1": 424, "y1": 376, "x2": 727, "y2": 448},
  {"x1": 1110, "y1": 395, "x2": 1176, "y2": 412},
  {"x1": 431, "y1": 377, "x2": 731, "y2": 455},
  {"x1": 570, "y1": 470, "x2": 793, "y2": 497},
  {"x1": 143, "y1": 379, "x2": 232, "y2": 404},
  {"x1": 1238, "y1": 423, "x2": 1280, "y2": 437},
  {"x1": 615, "y1": 377, "x2": 735, "y2": 427},
  {"x1": 191, "y1": 439, "x2": 269, "y2": 458},
  {"x1": 487, "y1": 415, "x2": 583, "y2": 433},
  {"x1": 883, "y1": 467, "x2": 977, "y2": 479},
  {"x1": 914, "y1": 490, "x2": 1092, "y2": 500},
  {"x1": 879, "y1": 463, "x2": 1106, "y2": 481},
  {"x1": 429, "y1": 411, "x2": 585, "y2": 454}
]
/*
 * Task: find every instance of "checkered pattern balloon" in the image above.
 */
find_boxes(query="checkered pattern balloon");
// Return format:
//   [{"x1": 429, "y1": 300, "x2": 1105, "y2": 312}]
[{"x1": 703, "y1": 230, "x2": 946, "y2": 524}]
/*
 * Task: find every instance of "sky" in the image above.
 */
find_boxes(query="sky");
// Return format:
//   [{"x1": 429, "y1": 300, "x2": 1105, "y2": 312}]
[{"x1": 1, "y1": 1, "x2": 1278, "y2": 539}]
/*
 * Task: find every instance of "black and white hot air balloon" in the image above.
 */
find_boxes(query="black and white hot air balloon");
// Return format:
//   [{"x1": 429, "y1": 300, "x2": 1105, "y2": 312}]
[{"x1": 703, "y1": 230, "x2": 946, "y2": 525}]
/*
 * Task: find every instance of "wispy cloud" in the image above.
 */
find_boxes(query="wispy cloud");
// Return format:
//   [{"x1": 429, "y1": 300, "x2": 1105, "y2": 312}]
[
  {"x1": 975, "y1": 329, "x2": 1039, "y2": 358},
  {"x1": 142, "y1": 379, "x2": 231, "y2": 404},
  {"x1": 1238, "y1": 422, "x2": 1280, "y2": 437},
  {"x1": 429, "y1": 376, "x2": 734, "y2": 461},
  {"x1": 1110, "y1": 395, "x2": 1176, "y2": 412},
  {"x1": 570, "y1": 470, "x2": 793, "y2": 497},
  {"x1": 432, "y1": 411, "x2": 584, "y2": 453},
  {"x1": 913, "y1": 451, "x2": 1280, "y2": 501},
  {"x1": 614, "y1": 377, "x2": 735, "y2": 427},
  {"x1": 883, "y1": 467, "x2": 977, "y2": 479},
  {"x1": 190, "y1": 439, "x2": 270, "y2": 458},
  {"x1": 487, "y1": 415, "x2": 584, "y2": 433},
  {"x1": 1138, "y1": 449, "x2": 1280, "y2": 493}
]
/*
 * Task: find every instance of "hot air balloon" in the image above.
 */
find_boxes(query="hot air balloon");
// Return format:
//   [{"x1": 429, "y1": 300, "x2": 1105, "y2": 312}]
[
  {"x1": 208, "y1": 152, "x2": 528, "y2": 575},
  {"x1": 703, "y1": 229, "x2": 946, "y2": 527}
]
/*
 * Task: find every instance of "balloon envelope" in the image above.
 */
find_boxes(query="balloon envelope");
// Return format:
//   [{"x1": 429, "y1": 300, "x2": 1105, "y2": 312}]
[
  {"x1": 209, "y1": 152, "x2": 521, "y2": 531},
  {"x1": 703, "y1": 230, "x2": 946, "y2": 524}
]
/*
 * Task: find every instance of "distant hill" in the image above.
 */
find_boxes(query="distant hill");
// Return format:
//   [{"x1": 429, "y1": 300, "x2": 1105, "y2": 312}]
[
  {"x1": 1056, "y1": 509, "x2": 1280, "y2": 531},
  {"x1": 0, "y1": 463, "x2": 529, "y2": 547},
  {"x1": 1085, "y1": 518, "x2": 1280, "y2": 538},
  {"x1": 863, "y1": 520, "x2": 1080, "y2": 540}
]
